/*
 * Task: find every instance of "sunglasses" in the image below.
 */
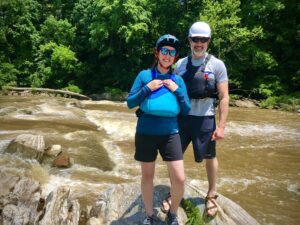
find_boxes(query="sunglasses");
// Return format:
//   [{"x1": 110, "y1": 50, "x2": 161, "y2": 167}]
[
  {"x1": 190, "y1": 37, "x2": 210, "y2": 43},
  {"x1": 160, "y1": 47, "x2": 177, "y2": 57}
]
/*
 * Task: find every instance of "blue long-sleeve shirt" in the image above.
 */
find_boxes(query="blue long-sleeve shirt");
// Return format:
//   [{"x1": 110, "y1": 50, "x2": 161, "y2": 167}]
[{"x1": 127, "y1": 68, "x2": 191, "y2": 135}]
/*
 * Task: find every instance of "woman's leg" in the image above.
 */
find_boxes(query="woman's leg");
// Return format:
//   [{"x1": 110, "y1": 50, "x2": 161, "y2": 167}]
[
  {"x1": 141, "y1": 161, "x2": 156, "y2": 216},
  {"x1": 166, "y1": 160, "x2": 185, "y2": 214}
]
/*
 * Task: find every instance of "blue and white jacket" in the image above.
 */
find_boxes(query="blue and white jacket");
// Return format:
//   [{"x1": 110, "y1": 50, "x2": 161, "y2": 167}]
[{"x1": 127, "y1": 68, "x2": 191, "y2": 135}]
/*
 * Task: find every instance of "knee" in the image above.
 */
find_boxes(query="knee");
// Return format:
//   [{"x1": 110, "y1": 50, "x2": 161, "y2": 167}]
[
  {"x1": 142, "y1": 171, "x2": 155, "y2": 181},
  {"x1": 172, "y1": 175, "x2": 185, "y2": 188}
]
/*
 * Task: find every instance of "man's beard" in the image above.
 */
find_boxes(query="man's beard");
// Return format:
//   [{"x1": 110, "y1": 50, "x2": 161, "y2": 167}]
[{"x1": 191, "y1": 46, "x2": 206, "y2": 58}]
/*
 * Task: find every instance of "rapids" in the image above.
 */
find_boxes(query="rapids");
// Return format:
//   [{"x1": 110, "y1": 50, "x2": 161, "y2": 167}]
[{"x1": 0, "y1": 95, "x2": 299, "y2": 225}]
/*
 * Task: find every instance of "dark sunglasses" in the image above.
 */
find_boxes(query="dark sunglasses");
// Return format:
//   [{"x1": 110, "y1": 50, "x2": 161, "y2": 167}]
[
  {"x1": 160, "y1": 47, "x2": 177, "y2": 57},
  {"x1": 190, "y1": 37, "x2": 210, "y2": 43}
]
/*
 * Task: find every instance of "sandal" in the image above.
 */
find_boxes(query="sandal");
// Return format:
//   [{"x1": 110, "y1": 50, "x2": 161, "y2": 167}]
[
  {"x1": 204, "y1": 195, "x2": 218, "y2": 217},
  {"x1": 160, "y1": 192, "x2": 172, "y2": 214}
]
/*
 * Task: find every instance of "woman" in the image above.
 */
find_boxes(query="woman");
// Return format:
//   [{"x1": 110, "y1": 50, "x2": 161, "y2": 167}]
[{"x1": 127, "y1": 34, "x2": 190, "y2": 225}]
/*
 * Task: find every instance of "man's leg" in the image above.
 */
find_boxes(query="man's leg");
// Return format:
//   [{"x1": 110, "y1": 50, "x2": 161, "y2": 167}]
[
  {"x1": 205, "y1": 157, "x2": 218, "y2": 216},
  {"x1": 141, "y1": 162, "x2": 156, "y2": 216},
  {"x1": 166, "y1": 160, "x2": 185, "y2": 214}
]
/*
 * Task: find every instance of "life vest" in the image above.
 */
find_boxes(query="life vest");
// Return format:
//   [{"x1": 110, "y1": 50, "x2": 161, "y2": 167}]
[
  {"x1": 140, "y1": 69, "x2": 180, "y2": 117},
  {"x1": 182, "y1": 55, "x2": 218, "y2": 99}
]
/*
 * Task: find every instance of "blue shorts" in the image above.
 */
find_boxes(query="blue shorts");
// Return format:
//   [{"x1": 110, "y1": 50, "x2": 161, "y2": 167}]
[
  {"x1": 135, "y1": 133, "x2": 183, "y2": 162},
  {"x1": 179, "y1": 116, "x2": 216, "y2": 162}
]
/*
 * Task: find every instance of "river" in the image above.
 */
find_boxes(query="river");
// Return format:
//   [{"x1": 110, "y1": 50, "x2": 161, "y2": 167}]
[{"x1": 0, "y1": 95, "x2": 299, "y2": 225}]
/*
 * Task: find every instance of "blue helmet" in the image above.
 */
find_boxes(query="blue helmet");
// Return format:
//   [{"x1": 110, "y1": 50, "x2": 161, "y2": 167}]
[{"x1": 155, "y1": 34, "x2": 180, "y2": 53}]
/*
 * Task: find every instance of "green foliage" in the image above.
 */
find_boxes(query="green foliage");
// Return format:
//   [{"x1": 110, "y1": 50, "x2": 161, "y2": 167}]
[
  {"x1": 0, "y1": 0, "x2": 298, "y2": 110},
  {"x1": 63, "y1": 84, "x2": 82, "y2": 94},
  {"x1": 0, "y1": 63, "x2": 18, "y2": 89},
  {"x1": 40, "y1": 15, "x2": 76, "y2": 46},
  {"x1": 31, "y1": 41, "x2": 78, "y2": 88},
  {"x1": 260, "y1": 95, "x2": 300, "y2": 112},
  {"x1": 104, "y1": 86, "x2": 123, "y2": 97},
  {"x1": 255, "y1": 75, "x2": 283, "y2": 98},
  {"x1": 200, "y1": 0, "x2": 263, "y2": 59},
  {"x1": 181, "y1": 199, "x2": 204, "y2": 225}
]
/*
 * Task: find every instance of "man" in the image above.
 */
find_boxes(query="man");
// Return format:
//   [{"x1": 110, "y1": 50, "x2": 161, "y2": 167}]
[{"x1": 175, "y1": 21, "x2": 229, "y2": 217}]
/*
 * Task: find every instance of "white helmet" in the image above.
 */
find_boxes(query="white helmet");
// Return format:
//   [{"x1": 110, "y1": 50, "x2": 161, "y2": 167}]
[{"x1": 188, "y1": 22, "x2": 211, "y2": 38}]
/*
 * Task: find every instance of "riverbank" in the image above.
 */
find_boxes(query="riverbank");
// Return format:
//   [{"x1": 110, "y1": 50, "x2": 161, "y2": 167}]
[{"x1": 1, "y1": 88, "x2": 299, "y2": 113}]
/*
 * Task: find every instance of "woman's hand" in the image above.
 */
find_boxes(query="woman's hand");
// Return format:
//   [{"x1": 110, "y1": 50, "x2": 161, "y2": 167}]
[
  {"x1": 147, "y1": 79, "x2": 163, "y2": 91},
  {"x1": 163, "y1": 79, "x2": 178, "y2": 92}
]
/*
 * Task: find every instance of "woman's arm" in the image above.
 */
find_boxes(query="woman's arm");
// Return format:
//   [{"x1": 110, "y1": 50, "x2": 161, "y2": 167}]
[{"x1": 126, "y1": 71, "x2": 152, "y2": 109}]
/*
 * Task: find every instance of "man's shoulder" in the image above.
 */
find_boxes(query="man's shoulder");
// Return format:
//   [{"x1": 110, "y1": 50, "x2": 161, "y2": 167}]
[
  {"x1": 208, "y1": 54, "x2": 225, "y2": 66},
  {"x1": 175, "y1": 56, "x2": 189, "y2": 71}
]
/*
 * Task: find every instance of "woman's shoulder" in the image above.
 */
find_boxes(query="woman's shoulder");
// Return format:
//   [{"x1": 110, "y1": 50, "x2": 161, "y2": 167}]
[
  {"x1": 137, "y1": 68, "x2": 151, "y2": 76},
  {"x1": 136, "y1": 69, "x2": 152, "y2": 80},
  {"x1": 173, "y1": 73, "x2": 184, "y2": 83}
]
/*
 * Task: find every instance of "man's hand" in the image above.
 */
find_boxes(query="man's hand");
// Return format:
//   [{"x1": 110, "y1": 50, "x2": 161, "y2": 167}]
[
  {"x1": 211, "y1": 127, "x2": 225, "y2": 141},
  {"x1": 163, "y1": 79, "x2": 178, "y2": 92}
]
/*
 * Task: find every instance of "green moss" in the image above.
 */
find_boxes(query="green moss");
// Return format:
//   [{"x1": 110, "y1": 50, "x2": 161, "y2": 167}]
[{"x1": 181, "y1": 199, "x2": 205, "y2": 225}]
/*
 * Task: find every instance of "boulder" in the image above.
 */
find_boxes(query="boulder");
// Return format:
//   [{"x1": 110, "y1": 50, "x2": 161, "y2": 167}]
[
  {"x1": 233, "y1": 100, "x2": 258, "y2": 108},
  {"x1": 184, "y1": 182, "x2": 260, "y2": 225},
  {"x1": 6, "y1": 134, "x2": 45, "y2": 161},
  {"x1": 52, "y1": 152, "x2": 71, "y2": 168},
  {"x1": 44, "y1": 144, "x2": 62, "y2": 157},
  {"x1": 0, "y1": 174, "x2": 259, "y2": 225},
  {"x1": 0, "y1": 172, "x2": 41, "y2": 225},
  {"x1": 86, "y1": 183, "x2": 187, "y2": 225},
  {"x1": 87, "y1": 180, "x2": 260, "y2": 225},
  {"x1": 38, "y1": 186, "x2": 80, "y2": 225}
]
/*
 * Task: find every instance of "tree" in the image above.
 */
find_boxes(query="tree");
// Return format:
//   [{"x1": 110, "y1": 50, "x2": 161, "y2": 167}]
[
  {"x1": 87, "y1": 0, "x2": 152, "y2": 91},
  {"x1": 0, "y1": 0, "x2": 40, "y2": 87},
  {"x1": 31, "y1": 42, "x2": 79, "y2": 88},
  {"x1": 40, "y1": 15, "x2": 76, "y2": 46},
  {"x1": 199, "y1": 0, "x2": 264, "y2": 94}
]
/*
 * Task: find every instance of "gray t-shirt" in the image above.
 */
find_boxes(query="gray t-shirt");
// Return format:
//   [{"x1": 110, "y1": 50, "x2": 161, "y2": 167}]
[{"x1": 174, "y1": 53, "x2": 228, "y2": 116}]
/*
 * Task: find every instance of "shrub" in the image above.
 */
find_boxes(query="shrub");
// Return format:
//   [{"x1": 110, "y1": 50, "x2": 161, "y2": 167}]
[{"x1": 181, "y1": 199, "x2": 204, "y2": 225}]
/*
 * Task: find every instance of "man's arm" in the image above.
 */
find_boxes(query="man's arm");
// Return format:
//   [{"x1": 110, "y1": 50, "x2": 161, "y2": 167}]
[{"x1": 211, "y1": 81, "x2": 229, "y2": 140}]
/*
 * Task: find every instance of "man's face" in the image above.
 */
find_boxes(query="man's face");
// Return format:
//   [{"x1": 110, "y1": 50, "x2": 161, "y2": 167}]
[{"x1": 189, "y1": 36, "x2": 210, "y2": 58}]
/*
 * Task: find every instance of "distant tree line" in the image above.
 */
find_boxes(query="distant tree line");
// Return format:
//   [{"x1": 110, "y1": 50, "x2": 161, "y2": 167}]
[{"x1": 0, "y1": 0, "x2": 299, "y2": 102}]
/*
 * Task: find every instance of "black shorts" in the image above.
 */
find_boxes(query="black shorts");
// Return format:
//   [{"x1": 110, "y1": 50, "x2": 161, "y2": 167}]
[
  {"x1": 179, "y1": 115, "x2": 216, "y2": 162},
  {"x1": 134, "y1": 133, "x2": 183, "y2": 162}
]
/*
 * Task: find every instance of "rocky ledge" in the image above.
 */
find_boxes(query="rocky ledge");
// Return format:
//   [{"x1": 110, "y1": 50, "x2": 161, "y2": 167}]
[
  {"x1": 1, "y1": 134, "x2": 259, "y2": 225},
  {"x1": 0, "y1": 172, "x2": 259, "y2": 225}
]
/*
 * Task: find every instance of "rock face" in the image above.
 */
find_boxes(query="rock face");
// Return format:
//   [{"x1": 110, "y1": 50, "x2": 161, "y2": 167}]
[
  {"x1": 52, "y1": 153, "x2": 71, "y2": 168},
  {"x1": 86, "y1": 183, "x2": 187, "y2": 225},
  {"x1": 0, "y1": 173, "x2": 80, "y2": 225},
  {"x1": 86, "y1": 181, "x2": 260, "y2": 225},
  {"x1": 0, "y1": 174, "x2": 259, "y2": 225},
  {"x1": 184, "y1": 182, "x2": 259, "y2": 225},
  {"x1": 38, "y1": 187, "x2": 80, "y2": 225},
  {"x1": 232, "y1": 99, "x2": 258, "y2": 108},
  {"x1": 0, "y1": 172, "x2": 41, "y2": 225},
  {"x1": 6, "y1": 134, "x2": 45, "y2": 161}
]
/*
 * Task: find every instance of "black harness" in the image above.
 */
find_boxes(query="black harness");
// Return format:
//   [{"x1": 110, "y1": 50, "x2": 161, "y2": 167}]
[{"x1": 182, "y1": 54, "x2": 218, "y2": 99}]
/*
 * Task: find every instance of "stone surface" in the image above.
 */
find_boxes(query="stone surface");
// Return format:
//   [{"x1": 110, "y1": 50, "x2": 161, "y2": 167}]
[
  {"x1": 87, "y1": 180, "x2": 260, "y2": 225},
  {"x1": 0, "y1": 172, "x2": 41, "y2": 225},
  {"x1": 52, "y1": 152, "x2": 71, "y2": 168},
  {"x1": 6, "y1": 134, "x2": 45, "y2": 161},
  {"x1": 38, "y1": 186, "x2": 80, "y2": 225},
  {"x1": 44, "y1": 144, "x2": 62, "y2": 157},
  {"x1": 234, "y1": 100, "x2": 258, "y2": 108},
  {"x1": 0, "y1": 174, "x2": 259, "y2": 225}
]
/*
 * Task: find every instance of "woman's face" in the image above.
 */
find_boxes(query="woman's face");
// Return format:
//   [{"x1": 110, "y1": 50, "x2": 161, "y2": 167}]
[{"x1": 157, "y1": 46, "x2": 177, "y2": 68}]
